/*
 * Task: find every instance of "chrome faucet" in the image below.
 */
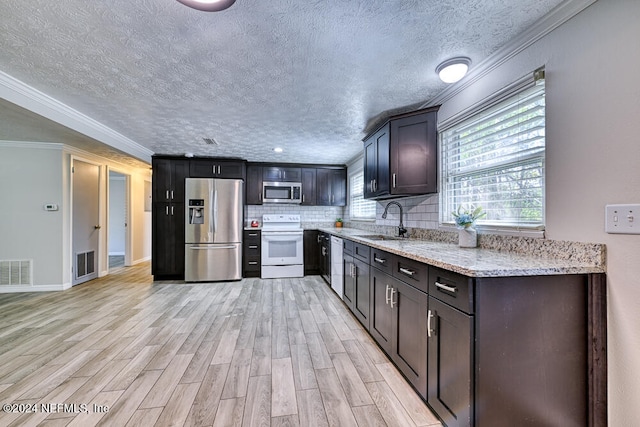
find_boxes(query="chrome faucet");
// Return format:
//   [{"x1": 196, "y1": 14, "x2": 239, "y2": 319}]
[{"x1": 382, "y1": 201, "x2": 407, "y2": 237}]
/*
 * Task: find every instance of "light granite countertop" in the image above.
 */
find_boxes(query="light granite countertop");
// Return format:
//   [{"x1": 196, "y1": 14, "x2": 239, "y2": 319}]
[{"x1": 316, "y1": 227, "x2": 606, "y2": 278}]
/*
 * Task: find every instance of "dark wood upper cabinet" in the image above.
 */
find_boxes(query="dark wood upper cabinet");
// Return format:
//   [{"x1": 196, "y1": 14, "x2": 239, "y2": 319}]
[
  {"x1": 301, "y1": 168, "x2": 317, "y2": 205},
  {"x1": 153, "y1": 158, "x2": 189, "y2": 203},
  {"x1": 363, "y1": 106, "x2": 439, "y2": 199},
  {"x1": 263, "y1": 166, "x2": 302, "y2": 182},
  {"x1": 317, "y1": 167, "x2": 346, "y2": 206},
  {"x1": 246, "y1": 165, "x2": 263, "y2": 205},
  {"x1": 189, "y1": 158, "x2": 246, "y2": 179},
  {"x1": 364, "y1": 124, "x2": 390, "y2": 199}
]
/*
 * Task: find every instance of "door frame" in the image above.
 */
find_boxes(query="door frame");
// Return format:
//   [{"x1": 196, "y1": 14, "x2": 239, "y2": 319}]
[
  {"x1": 70, "y1": 155, "x2": 103, "y2": 285},
  {"x1": 107, "y1": 166, "x2": 132, "y2": 269}
]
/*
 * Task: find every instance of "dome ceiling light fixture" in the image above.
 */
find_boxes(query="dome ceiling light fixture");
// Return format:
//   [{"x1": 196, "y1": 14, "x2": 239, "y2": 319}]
[
  {"x1": 176, "y1": 0, "x2": 236, "y2": 12},
  {"x1": 436, "y1": 57, "x2": 471, "y2": 84}
]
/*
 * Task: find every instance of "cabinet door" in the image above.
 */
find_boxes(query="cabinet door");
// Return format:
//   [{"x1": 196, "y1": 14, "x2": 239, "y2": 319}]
[
  {"x1": 427, "y1": 296, "x2": 473, "y2": 427},
  {"x1": 263, "y1": 166, "x2": 301, "y2": 182},
  {"x1": 153, "y1": 159, "x2": 188, "y2": 202},
  {"x1": 303, "y1": 230, "x2": 319, "y2": 274},
  {"x1": 363, "y1": 125, "x2": 390, "y2": 199},
  {"x1": 316, "y1": 168, "x2": 331, "y2": 205},
  {"x1": 153, "y1": 159, "x2": 173, "y2": 202},
  {"x1": 246, "y1": 165, "x2": 263, "y2": 205},
  {"x1": 369, "y1": 267, "x2": 394, "y2": 355},
  {"x1": 190, "y1": 159, "x2": 245, "y2": 179},
  {"x1": 301, "y1": 168, "x2": 317, "y2": 205},
  {"x1": 352, "y1": 258, "x2": 371, "y2": 330},
  {"x1": 152, "y1": 202, "x2": 184, "y2": 277},
  {"x1": 342, "y1": 255, "x2": 355, "y2": 309},
  {"x1": 391, "y1": 280, "x2": 428, "y2": 399},
  {"x1": 390, "y1": 110, "x2": 437, "y2": 195},
  {"x1": 329, "y1": 169, "x2": 346, "y2": 206}
]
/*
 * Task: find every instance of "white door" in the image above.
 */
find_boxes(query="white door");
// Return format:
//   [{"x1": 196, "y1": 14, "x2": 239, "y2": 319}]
[{"x1": 73, "y1": 160, "x2": 100, "y2": 285}]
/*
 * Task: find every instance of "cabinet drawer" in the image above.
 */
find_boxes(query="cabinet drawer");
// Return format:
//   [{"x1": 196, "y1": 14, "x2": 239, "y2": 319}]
[
  {"x1": 370, "y1": 248, "x2": 393, "y2": 275},
  {"x1": 392, "y1": 256, "x2": 428, "y2": 293},
  {"x1": 244, "y1": 256, "x2": 261, "y2": 270},
  {"x1": 244, "y1": 242, "x2": 261, "y2": 257},
  {"x1": 353, "y1": 242, "x2": 370, "y2": 263},
  {"x1": 428, "y1": 266, "x2": 474, "y2": 314},
  {"x1": 343, "y1": 239, "x2": 354, "y2": 254},
  {"x1": 244, "y1": 230, "x2": 261, "y2": 240}
]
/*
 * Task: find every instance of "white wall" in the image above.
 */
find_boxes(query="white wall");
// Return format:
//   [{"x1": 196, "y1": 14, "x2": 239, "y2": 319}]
[
  {"x1": 0, "y1": 144, "x2": 65, "y2": 288},
  {"x1": 436, "y1": 1, "x2": 640, "y2": 424},
  {"x1": 0, "y1": 142, "x2": 152, "y2": 288},
  {"x1": 108, "y1": 174, "x2": 126, "y2": 255}
]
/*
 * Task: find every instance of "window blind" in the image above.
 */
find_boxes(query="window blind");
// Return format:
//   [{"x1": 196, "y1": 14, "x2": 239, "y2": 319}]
[
  {"x1": 350, "y1": 170, "x2": 376, "y2": 219},
  {"x1": 440, "y1": 81, "x2": 545, "y2": 229}
]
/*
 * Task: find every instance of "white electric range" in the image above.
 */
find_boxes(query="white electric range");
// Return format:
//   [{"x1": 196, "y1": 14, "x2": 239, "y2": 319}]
[{"x1": 260, "y1": 214, "x2": 304, "y2": 279}]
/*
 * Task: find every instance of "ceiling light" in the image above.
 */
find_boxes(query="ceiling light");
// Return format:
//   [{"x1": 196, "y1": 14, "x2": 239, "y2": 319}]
[
  {"x1": 273, "y1": 147, "x2": 283, "y2": 153},
  {"x1": 436, "y1": 57, "x2": 471, "y2": 84},
  {"x1": 176, "y1": 0, "x2": 236, "y2": 12}
]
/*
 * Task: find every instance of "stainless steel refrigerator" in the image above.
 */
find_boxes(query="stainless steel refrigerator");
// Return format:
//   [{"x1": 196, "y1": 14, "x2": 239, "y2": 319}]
[{"x1": 185, "y1": 178, "x2": 243, "y2": 282}]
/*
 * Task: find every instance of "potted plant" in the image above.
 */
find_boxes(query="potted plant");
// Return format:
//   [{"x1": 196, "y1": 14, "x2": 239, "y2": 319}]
[
  {"x1": 452, "y1": 205, "x2": 485, "y2": 247},
  {"x1": 335, "y1": 218, "x2": 343, "y2": 228}
]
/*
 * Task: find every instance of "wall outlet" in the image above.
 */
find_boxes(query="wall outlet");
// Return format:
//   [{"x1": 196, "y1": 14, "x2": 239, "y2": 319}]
[{"x1": 605, "y1": 204, "x2": 640, "y2": 234}]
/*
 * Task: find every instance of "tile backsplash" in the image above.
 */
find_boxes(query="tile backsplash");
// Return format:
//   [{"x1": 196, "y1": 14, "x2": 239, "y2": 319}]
[{"x1": 245, "y1": 204, "x2": 343, "y2": 227}]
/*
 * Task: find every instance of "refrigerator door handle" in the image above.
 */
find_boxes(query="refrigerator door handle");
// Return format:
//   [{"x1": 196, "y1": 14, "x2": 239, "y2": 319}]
[
  {"x1": 188, "y1": 245, "x2": 237, "y2": 250},
  {"x1": 213, "y1": 189, "x2": 218, "y2": 234}
]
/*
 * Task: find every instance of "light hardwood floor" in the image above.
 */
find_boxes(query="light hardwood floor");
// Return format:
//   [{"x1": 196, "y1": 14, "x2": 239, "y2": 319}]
[{"x1": 0, "y1": 262, "x2": 441, "y2": 427}]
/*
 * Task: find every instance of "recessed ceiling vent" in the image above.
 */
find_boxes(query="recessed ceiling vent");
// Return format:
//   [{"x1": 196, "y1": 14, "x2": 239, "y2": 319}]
[
  {"x1": 0, "y1": 260, "x2": 32, "y2": 285},
  {"x1": 203, "y1": 137, "x2": 219, "y2": 146}
]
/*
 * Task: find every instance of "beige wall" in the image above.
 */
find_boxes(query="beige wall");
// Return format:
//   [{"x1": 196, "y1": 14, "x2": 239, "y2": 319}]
[{"x1": 438, "y1": 1, "x2": 640, "y2": 424}]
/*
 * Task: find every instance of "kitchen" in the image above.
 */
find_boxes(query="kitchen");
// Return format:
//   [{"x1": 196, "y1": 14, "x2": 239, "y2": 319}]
[{"x1": 0, "y1": 0, "x2": 639, "y2": 426}]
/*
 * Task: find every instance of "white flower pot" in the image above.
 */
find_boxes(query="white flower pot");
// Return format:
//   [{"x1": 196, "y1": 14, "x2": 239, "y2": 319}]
[{"x1": 458, "y1": 227, "x2": 477, "y2": 248}]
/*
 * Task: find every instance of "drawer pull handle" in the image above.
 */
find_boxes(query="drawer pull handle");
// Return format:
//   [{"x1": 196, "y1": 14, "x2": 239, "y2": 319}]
[
  {"x1": 399, "y1": 267, "x2": 415, "y2": 276},
  {"x1": 248, "y1": 233, "x2": 258, "y2": 237},
  {"x1": 248, "y1": 261, "x2": 258, "y2": 265},
  {"x1": 385, "y1": 284, "x2": 391, "y2": 305},
  {"x1": 427, "y1": 309, "x2": 434, "y2": 338},
  {"x1": 374, "y1": 257, "x2": 386, "y2": 264},
  {"x1": 390, "y1": 288, "x2": 397, "y2": 309},
  {"x1": 435, "y1": 281, "x2": 457, "y2": 293},
  {"x1": 249, "y1": 245, "x2": 258, "y2": 249}
]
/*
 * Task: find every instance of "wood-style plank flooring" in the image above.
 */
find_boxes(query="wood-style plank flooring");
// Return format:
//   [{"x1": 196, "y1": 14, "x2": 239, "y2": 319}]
[{"x1": 0, "y1": 262, "x2": 441, "y2": 426}]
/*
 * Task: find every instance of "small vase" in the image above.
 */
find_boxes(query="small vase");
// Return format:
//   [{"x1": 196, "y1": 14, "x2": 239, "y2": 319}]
[{"x1": 458, "y1": 227, "x2": 477, "y2": 248}]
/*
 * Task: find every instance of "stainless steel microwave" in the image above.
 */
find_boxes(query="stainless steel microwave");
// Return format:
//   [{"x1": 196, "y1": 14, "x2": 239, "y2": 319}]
[{"x1": 263, "y1": 181, "x2": 302, "y2": 203}]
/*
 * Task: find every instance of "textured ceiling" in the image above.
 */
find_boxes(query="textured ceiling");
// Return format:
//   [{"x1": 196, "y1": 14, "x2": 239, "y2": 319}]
[{"x1": 0, "y1": 0, "x2": 567, "y2": 166}]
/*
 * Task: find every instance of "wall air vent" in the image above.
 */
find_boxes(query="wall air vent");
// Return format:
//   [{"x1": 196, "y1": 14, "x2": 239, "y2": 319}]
[
  {"x1": 203, "y1": 137, "x2": 219, "y2": 146},
  {"x1": 75, "y1": 251, "x2": 95, "y2": 279},
  {"x1": 0, "y1": 260, "x2": 32, "y2": 285}
]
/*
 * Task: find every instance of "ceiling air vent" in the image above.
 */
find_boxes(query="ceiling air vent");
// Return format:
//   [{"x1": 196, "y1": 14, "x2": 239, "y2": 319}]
[{"x1": 203, "y1": 137, "x2": 219, "y2": 146}]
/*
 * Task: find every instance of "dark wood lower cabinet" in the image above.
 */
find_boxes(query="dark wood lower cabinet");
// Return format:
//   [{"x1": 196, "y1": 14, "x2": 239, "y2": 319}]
[
  {"x1": 303, "y1": 230, "x2": 319, "y2": 275},
  {"x1": 343, "y1": 256, "x2": 370, "y2": 330},
  {"x1": 369, "y1": 267, "x2": 427, "y2": 399},
  {"x1": 152, "y1": 202, "x2": 184, "y2": 279},
  {"x1": 427, "y1": 296, "x2": 473, "y2": 427}
]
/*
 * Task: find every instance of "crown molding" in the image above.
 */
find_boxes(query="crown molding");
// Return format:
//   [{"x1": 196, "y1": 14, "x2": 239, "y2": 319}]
[
  {"x1": 424, "y1": 0, "x2": 598, "y2": 108},
  {"x1": 0, "y1": 141, "x2": 64, "y2": 151},
  {"x1": 0, "y1": 71, "x2": 153, "y2": 163}
]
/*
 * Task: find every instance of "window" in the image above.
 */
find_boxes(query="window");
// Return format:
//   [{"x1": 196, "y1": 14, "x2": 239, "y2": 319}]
[
  {"x1": 349, "y1": 168, "x2": 376, "y2": 220},
  {"x1": 440, "y1": 77, "x2": 545, "y2": 232}
]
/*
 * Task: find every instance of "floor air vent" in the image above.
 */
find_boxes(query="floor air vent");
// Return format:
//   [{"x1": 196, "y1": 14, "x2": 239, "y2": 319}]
[{"x1": 0, "y1": 260, "x2": 32, "y2": 285}]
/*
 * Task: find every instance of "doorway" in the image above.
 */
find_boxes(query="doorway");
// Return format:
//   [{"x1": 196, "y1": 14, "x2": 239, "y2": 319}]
[
  {"x1": 108, "y1": 170, "x2": 129, "y2": 271},
  {"x1": 72, "y1": 159, "x2": 100, "y2": 286}
]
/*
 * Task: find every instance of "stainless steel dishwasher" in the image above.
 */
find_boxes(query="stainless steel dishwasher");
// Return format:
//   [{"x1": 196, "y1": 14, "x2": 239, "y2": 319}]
[{"x1": 330, "y1": 236, "x2": 344, "y2": 297}]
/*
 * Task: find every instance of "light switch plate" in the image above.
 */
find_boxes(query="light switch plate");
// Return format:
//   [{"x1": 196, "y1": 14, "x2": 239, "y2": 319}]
[{"x1": 605, "y1": 204, "x2": 640, "y2": 234}]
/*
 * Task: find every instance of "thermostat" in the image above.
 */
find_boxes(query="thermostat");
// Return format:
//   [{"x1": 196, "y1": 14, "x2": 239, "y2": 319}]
[{"x1": 44, "y1": 204, "x2": 59, "y2": 211}]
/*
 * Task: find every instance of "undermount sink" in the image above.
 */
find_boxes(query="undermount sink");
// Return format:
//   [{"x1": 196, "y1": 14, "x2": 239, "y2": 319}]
[{"x1": 353, "y1": 234, "x2": 407, "y2": 241}]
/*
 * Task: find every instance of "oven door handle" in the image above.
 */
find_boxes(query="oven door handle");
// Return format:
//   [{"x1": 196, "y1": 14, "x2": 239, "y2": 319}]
[
  {"x1": 262, "y1": 231, "x2": 303, "y2": 236},
  {"x1": 262, "y1": 234, "x2": 303, "y2": 242}
]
